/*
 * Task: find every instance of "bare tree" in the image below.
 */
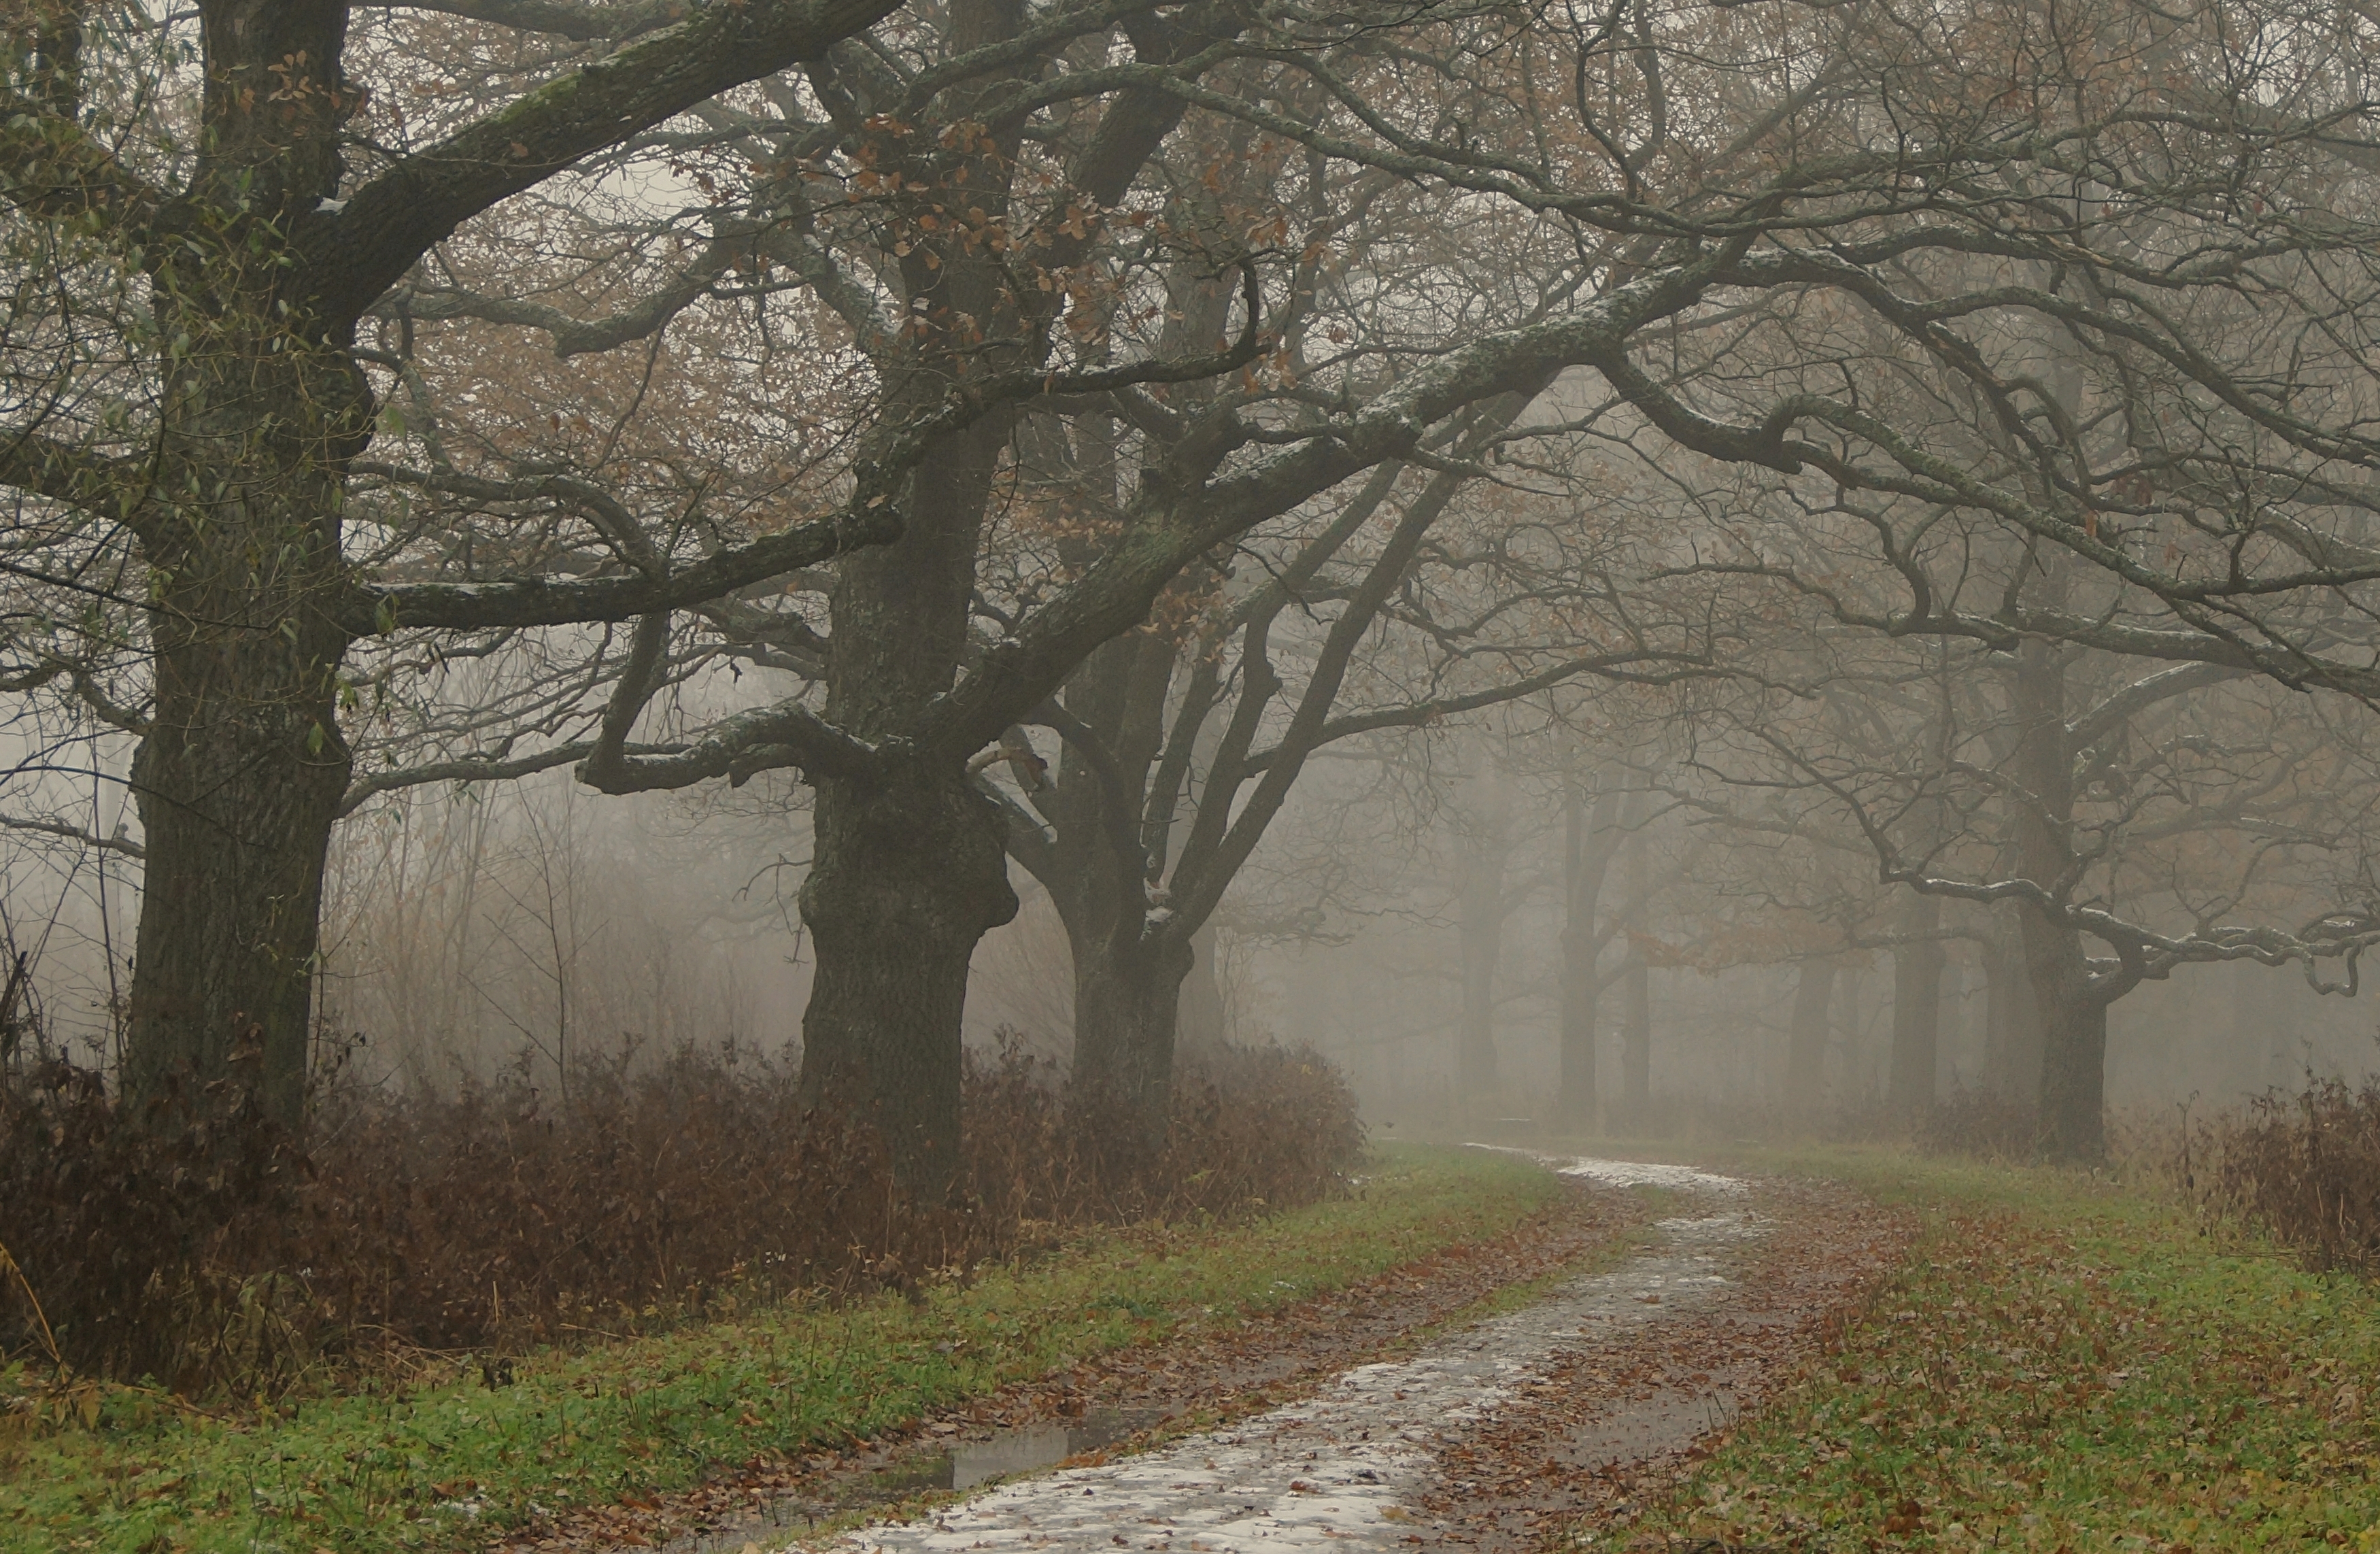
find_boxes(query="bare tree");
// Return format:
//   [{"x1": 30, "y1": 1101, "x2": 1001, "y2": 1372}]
[
  {"x1": 983, "y1": 421, "x2": 1708, "y2": 1141},
  {"x1": 0, "y1": 0, "x2": 949, "y2": 1126}
]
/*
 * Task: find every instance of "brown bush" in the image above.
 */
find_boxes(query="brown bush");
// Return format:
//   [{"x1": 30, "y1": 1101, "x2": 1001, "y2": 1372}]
[
  {"x1": 2196, "y1": 1075, "x2": 2380, "y2": 1275},
  {"x1": 1916, "y1": 1087, "x2": 2041, "y2": 1161},
  {"x1": 0, "y1": 1058, "x2": 317, "y2": 1393},
  {"x1": 0, "y1": 1035, "x2": 1363, "y2": 1396}
]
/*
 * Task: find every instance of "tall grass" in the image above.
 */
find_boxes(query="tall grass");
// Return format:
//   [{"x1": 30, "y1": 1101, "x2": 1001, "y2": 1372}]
[{"x1": 2189, "y1": 1073, "x2": 2380, "y2": 1275}]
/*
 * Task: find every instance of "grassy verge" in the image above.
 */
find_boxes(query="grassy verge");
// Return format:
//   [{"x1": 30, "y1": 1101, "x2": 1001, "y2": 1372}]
[
  {"x1": 1603, "y1": 1147, "x2": 2380, "y2": 1552},
  {"x1": 1, "y1": 1144, "x2": 1557, "y2": 1554}
]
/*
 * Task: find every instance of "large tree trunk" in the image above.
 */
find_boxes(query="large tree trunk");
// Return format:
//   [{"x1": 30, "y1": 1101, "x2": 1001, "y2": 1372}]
[
  {"x1": 800, "y1": 410, "x2": 1014, "y2": 1189},
  {"x1": 800, "y1": 758, "x2": 1017, "y2": 1191},
  {"x1": 2035, "y1": 979, "x2": 2110, "y2": 1160},
  {"x1": 127, "y1": 516, "x2": 353, "y2": 1132},
  {"x1": 1982, "y1": 918, "x2": 2045, "y2": 1101},
  {"x1": 1037, "y1": 630, "x2": 1183, "y2": 1145},
  {"x1": 129, "y1": 599, "x2": 350, "y2": 1132},
  {"x1": 124, "y1": 5, "x2": 367, "y2": 1132},
  {"x1": 2009, "y1": 638, "x2": 2109, "y2": 1161},
  {"x1": 1784, "y1": 958, "x2": 1837, "y2": 1113},
  {"x1": 1072, "y1": 929, "x2": 1196, "y2": 1143},
  {"x1": 1889, "y1": 894, "x2": 1945, "y2": 1115}
]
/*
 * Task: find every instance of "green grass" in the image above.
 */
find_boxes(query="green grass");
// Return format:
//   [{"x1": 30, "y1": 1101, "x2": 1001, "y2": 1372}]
[
  {"x1": 0, "y1": 1145, "x2": 1559, "y2": 1553},
  {"x1": 1608, "y1": 1146, "x2": 2380, "y2": 1552}
]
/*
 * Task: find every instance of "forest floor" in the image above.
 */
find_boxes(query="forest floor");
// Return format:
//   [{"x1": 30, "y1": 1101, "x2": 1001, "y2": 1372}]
[
  {"x1": 23, "y1": 1143, "x2": 2380, "y2": 1553},
  {"x1": 1, "y1": 1147, "x2": 1595, "y2": 1554},
  {"x1": 745, "y1": 1155, "x2": 1907, "y2": 1554},
  {"x1": 1610, "y1": 1146, "x2": 2380, "y2": 1551},
  {"x1": 764, "y1": 1145, "x2": 2380, "y2": 1554},
  {"x1": 527, "y1": 1153, "x2": 1671, "y2": 1554}
]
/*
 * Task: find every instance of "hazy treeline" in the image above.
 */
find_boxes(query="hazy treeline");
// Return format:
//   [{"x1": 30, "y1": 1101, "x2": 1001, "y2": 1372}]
[{"x1": 6, "y1": 0, "x2": 2380, "y2": 1178}]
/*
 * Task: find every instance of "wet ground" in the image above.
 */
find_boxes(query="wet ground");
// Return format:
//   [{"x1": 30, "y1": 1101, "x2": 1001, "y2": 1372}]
[
  {"x1": 524, "y1": 1158, "x2": 1647, "y2": 1554},
  {"x1": 547, "y1": 1153, "x2": 1908, "y2": 1554},
  {"x1": 819, "y1": 1172, "x2": 1764, "y2": 1554},
  {"x1": 1408, "y1": 1164, "x2": 1903, "y2": 1553}
]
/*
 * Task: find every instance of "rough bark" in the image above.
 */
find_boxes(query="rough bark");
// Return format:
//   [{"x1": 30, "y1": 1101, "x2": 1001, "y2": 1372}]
[
  {"x1": 127, "y1": 385, "x2": 357, "y2": 1130},
  {"x1": 2010, "y1": 638, "x2": 2112, "y2": 1160},
  {"x1": 2033, "y1": 985, "x2": 2110, "y2": 1160},
  {"x1": 1784, "y1": 958, "x2": 1837, "y2": 1113},
  {"x1": 1072, "y1": 930, "x2": 1197, "y2": 1134},
  {"x1": 1177, "y1": 926, "x2": 1229, "y2": 1063},
  {"x1": 798, "y1": 758, "x2": 1018, "y2": 1192},
  {"x1": 797, "y1": 409, "x2": 1018, "y2": 1187},
  {"x1": 1888, "y1": 893, "x2": 1945, "y2": 1115},
  {"x1": 121, "y1": 3, "x2": 365, "y2": 1130},
  {"x1": 1039, "y1": 632, "x2": 1185, "y2": 1145}
]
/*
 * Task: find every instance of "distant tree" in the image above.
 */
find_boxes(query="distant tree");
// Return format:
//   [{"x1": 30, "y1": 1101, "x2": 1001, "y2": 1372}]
[
  {"x1": 981, "y1": 416, "x2": 1707, "y2": 1143},
  {"x1": 1661, "y1": 534, "x2": 2380, "y2": 1158}
]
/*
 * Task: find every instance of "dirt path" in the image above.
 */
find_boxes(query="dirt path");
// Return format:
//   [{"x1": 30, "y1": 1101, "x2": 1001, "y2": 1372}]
[
  {"x1": 1409, "y1": 1166, "x2": 1908, "y2": 1553},
  {"x1": 522, "y1": 1160, "x2": 1648, "y2": 1554},
  {"x1": 802, "y1": 1158, "x2": 1909, "y2": 1554}
]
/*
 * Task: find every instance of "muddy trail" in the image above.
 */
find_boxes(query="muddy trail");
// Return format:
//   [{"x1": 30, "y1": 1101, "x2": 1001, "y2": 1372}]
[
  {"x1": 513, "y1": 1155, "x2": 1648, "y2": 1554},
  {"x1": 539, "y1": 1156, "x2": 1908, "y2": 1554}
]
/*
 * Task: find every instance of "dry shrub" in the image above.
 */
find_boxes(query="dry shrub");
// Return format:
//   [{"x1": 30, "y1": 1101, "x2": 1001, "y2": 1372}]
[
  {"x1": 0, "y1": 1060, "x2": 318, "y2": 1394},
  {"x1": 0, "y1": 1034, "x2": 1363, "y2": 1396},
  {"x1": 1916, "y1": 1087, "x2": 2040, "y2": 1161},
  {"x1": 2196, "y1": 1075, "x2": 2380, "y2": 1275}
]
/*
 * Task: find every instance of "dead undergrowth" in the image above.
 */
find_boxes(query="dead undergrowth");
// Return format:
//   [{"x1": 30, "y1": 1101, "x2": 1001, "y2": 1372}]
[{"x1": 0, "y1": 1038, "x2": 1362, "y2": 1398}]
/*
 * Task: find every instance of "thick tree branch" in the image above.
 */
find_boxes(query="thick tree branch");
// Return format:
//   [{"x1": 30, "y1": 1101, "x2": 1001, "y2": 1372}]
[
  {"x1": 345, "y1": 502, "x2": 895, "y2": 634},
  {"x1": 302, "y1": 0, "x2": 905, "y2": 324},
  {"x1": 0, "y1": 86, "x2": 165, "y2": 229},
  {"x1": 2067, "y1": 663, "x2": 2249, "y2": 748},
  {"x1": 575, "y1": 693, "x2": 877, "y2": 790},
  {"x1": 336, "y1": 739, "x2": 669, "y2": 815},
  {"x1": 369, "y1": 0, "x2": 690, "y2": 41}
]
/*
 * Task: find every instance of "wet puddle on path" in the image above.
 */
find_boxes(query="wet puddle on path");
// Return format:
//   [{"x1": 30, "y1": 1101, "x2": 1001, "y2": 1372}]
[
  {"x1": 650, "y1": 1411, "x2": 1168, "y2": 1553},
  {"x1": 773, "y1": 1155, "x2": 1764, "y2": 1554}
]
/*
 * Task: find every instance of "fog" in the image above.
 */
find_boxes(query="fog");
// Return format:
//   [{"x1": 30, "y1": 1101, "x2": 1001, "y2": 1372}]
[
  {"x1": 16, "y1": 694, "x2": 2373, "y2": 1144},
  {"x1": 11, "y1": 0, "x2": 2380, "y2": 1176}
]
